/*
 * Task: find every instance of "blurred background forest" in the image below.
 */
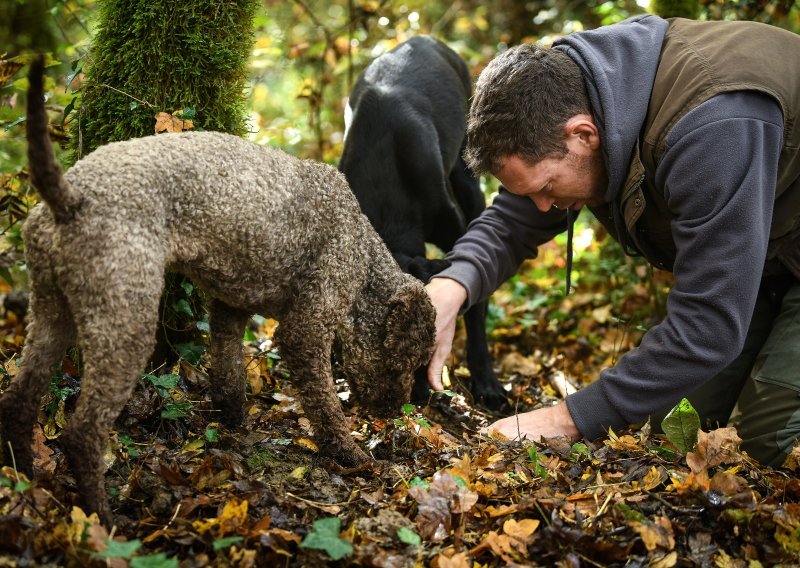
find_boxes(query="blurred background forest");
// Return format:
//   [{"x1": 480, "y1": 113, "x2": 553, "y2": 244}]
[{"x1": 1, "y1": 3, "x2": 800, "y2": 565}]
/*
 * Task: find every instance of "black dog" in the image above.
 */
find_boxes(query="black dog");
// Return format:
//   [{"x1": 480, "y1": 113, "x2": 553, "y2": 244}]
[{"x1": 339, "y1": 36, "x2": 506, "y2": 410}]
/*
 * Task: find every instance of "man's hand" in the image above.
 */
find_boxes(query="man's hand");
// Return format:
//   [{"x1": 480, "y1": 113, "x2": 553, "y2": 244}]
[
  {"x1": 424, "y1": 277, "x2": 468, "y2": 391},
  {"x1": 486, "y1": 401, "x2": 581, "y2": 443}
]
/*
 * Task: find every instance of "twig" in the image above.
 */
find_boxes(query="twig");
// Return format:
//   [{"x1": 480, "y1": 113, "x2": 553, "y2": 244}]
[
  {"x1": 161, "y1": 503, "x2": 181, "y2": 531},
  {"x1": 97, "y1": 83, "x2": 154, "y2": 108}
]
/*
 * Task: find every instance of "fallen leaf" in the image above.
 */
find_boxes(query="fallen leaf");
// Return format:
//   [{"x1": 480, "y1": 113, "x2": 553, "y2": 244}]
[{"x1": 154, "y1": 110, "x2": 195, "y2": 133}]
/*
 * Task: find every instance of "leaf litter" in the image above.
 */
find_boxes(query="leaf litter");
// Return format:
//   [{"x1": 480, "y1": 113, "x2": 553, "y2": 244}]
[{"x1": 1, "y1": 263, "x2": 799, "y2": 567}]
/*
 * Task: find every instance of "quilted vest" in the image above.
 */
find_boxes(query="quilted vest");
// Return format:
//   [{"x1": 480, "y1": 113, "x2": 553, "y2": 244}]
[{"x1": 592, "y1": 18, "x2": 800, "y2": 278}]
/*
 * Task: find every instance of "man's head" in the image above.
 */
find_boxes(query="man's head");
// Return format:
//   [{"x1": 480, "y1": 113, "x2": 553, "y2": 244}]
[
  {"x1": 466, "y1": 43, "x2": 607, "y2": 211},
  {"x1": 465, "y1": 44, "x2": 592, "y2": 174}
]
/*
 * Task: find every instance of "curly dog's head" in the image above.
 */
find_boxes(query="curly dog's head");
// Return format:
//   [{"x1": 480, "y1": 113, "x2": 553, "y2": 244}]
[{"x1": 338, "y1": 277, "x2": 435, "y2": 417}]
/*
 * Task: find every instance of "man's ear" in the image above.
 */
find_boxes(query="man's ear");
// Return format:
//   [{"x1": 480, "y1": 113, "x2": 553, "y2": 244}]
[{"x1": 564, "y1": 114, "x2": 600, "y2": 152}]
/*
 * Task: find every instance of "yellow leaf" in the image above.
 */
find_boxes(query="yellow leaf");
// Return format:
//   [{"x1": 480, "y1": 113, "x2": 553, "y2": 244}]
[
  {"x1": 289, "y1": 466, "x2": 307, "y2": 480},
  {"x1": 67, "y1": 506, "x2": 103, "y2": 544},
  {"x1": 293, "y1": 437, "x2": 319, "y2": 452},
  {"x1": 193, "y1": 499, "x2": 249, "y2": 537},
  {"x1": 441, "y1": 364, "x2": 451, "y2": 387}
]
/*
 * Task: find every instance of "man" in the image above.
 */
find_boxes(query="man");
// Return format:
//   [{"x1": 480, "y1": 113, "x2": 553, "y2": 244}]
[{"x1": 426, "y1": 14, "x2": 800, "y2": 467}]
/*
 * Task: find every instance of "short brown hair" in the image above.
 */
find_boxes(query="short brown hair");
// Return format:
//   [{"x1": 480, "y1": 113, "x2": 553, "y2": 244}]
[{"x1": 465, "y1": 44, "x2": 591, "y2": 173}]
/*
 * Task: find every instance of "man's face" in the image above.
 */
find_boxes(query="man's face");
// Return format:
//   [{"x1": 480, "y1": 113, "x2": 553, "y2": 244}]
[{"x1": 494, "y1": 147, "x2": 607, "y2": 213}]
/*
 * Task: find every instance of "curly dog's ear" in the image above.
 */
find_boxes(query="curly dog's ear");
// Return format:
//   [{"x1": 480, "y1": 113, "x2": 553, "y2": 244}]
[{"x1": 384, "y1": 281, "x2": 436, "y2": 372}]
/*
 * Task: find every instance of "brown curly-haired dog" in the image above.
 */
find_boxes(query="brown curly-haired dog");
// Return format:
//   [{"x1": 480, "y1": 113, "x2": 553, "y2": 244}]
[{"x1": 0, "y1": 58, "x2": 435, "y2": 523}]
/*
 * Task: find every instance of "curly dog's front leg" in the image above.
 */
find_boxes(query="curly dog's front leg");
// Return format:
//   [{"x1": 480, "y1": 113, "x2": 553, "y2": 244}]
[{"x1": 276, "y1": 321, "x2": 370, "y2": 467}]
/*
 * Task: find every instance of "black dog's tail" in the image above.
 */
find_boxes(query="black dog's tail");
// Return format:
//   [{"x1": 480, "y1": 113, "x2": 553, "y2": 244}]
[{"x1": 27, "y1": 56, "x2": 82, "y2": 223}]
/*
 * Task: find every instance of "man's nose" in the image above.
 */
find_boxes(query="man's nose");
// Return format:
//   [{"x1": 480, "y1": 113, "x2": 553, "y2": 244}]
[{"x1": 531, "y1": 195, "x2": 554, "y2": 212}]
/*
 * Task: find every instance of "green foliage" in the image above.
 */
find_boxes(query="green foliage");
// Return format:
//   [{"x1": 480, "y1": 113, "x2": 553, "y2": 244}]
[
  {"x1": 569, "y1": 442, "x2": 591, "y2": 461},
  {"x1": 204, "y1": 426, "x2": 219, "y2": 442},
  {"x1": 300, "y1": 517, "x2": 353, "y2": 560},
  {"x1": 130, "y1": 554, "x2": 178, "y2": 568},
  {"x1": 652, "y1": 0, "x2": 701, "y2": 19},
  {"x1": 661, "y1": 398, "x2": 701, "y2": 453},
  {"x1": 69, "y1": 0, "x2": 259, "y2": 160},
  {"x1": 160, "y1": 401, "x2": 192, "y2": 420},
  {"x1": 527, "y1": 447, "x2": 549, "y2": 479},
  {"x1": 397, "y1": 527, "x2": 422, "y2": 546},
  {"x1": 89, "y1": 539, "x2": 177, "y2": 568},
  {"x1": 212, "y1": 536, "x2": 244, "y2": 551},
  {"x1": 92, "y1": 538, "x2": 142, "y2": 559},
  {"x1": 0, "y1": 0, "x2": 59, "y2": 54}
]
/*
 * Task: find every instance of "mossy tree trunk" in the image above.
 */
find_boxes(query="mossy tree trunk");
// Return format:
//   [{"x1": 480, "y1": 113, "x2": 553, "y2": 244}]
[
  {"x1": 70, "y1": 0, "x2": 259, "y2": 370},
  {"x1": 70, "y1": 0, "x2": 258, "y2": 159}
]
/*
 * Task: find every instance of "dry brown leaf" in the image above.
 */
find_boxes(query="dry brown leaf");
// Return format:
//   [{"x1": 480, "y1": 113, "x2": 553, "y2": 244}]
[
  {"x1": 503, "y1": 518, "x2": 540, "y2": 543},
  {"x1": 154, "y1": 110, "x2": 195, "y2": 133},
  {"x1": 629, "y1": 515, "x2": 675, "y2": 552},
  {"x1": 246, "y1": 359, "x2": 263, "y2": 395},
  {"x1": 604, "y1": 433, "x2": 644, "y2": 453},
  {"x1": 782, "y1": 444, "x2": 800, "y2": 471},
  {"x1": 0, "y1": 60, "x2": 24, "y2": 85},
  {"x1": 32, "y1": 423, "x2": 55, "y2": 473},
  {"x1": 686, "y1": 428, "x2": 742, "y2": 473},
  {"x1": 410, "y1": 471, "x2": 479, "y2": 541},
  {"x1": 435, "y1": 551, "x2": 472, "y2": 568},
  {"x1": 485, "y1": 503, "x2": 519, "y2": 517},
  {"x1": 499, "y1": 351, "x2": 539, "y2": 376},
  {"x1": 650, "y1": 551, "x2": 678, "y2": 568}
]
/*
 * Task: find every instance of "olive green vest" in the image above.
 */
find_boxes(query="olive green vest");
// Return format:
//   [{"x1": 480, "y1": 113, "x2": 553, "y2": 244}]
[{"x1": 594, "y1": 18, "x2": 800, "y2": 278}]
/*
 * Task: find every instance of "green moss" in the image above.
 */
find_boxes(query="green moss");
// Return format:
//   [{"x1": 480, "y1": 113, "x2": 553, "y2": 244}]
[
  {"x1": 69, "y1": 0, "x2": 258, "y2": 161},
  {"x1": 246, "y1": 447, "x2": 277, "y2": 471}
]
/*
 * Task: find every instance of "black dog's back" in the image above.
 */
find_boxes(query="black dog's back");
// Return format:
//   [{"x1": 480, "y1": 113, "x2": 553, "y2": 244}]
[{"x1": 339, "y1": 36, "x2": 506, "y2": 409}]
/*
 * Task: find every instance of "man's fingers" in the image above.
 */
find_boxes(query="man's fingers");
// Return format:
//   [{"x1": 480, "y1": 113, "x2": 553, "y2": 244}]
[{"x1": 427, "y1": 352, "x2": 445, "y2": 390}]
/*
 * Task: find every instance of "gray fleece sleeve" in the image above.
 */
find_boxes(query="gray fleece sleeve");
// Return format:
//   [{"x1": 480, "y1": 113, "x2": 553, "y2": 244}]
[
  {"x1": 436, "y1": 189, "x2": 568, "y2": 307},
  {"x1": 566, "y1": 91, "x2": 784, "y2": 439}
]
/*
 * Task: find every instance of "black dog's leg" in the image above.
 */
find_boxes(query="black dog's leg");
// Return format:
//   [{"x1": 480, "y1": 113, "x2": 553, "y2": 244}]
[
  {"x1": 444, "y1": 151, "x2": 507, "y2": 410},
  {"x1": 464, "y1": 300, "x2": 506, "y2": 409}
]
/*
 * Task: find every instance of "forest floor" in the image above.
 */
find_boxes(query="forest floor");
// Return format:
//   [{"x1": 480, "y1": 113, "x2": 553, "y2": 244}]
[{"x1": 1, "y1": 241, "x2": 799, "y2": 567}]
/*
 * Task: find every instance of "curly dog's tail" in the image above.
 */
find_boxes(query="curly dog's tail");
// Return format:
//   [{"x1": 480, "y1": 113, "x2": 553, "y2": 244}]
[{"x1": 27, "y1": 56, "x2": 82, "y2": 223}]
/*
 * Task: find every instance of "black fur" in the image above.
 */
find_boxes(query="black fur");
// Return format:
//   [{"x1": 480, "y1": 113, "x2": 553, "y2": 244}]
[{"x1": 339, "y1": 36, "x2": 506, "y2": 410}]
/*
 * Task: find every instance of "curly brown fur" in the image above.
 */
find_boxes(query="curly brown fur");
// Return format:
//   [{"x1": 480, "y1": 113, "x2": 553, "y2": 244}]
[{"x1": 0, "y1": 58, "x2": 435, "y2": 523}]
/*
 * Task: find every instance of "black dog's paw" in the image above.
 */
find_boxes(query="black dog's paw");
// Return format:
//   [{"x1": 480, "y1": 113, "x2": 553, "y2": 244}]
[{"x1": 471, "y1": 376, "x2": 508, "y2": 412}]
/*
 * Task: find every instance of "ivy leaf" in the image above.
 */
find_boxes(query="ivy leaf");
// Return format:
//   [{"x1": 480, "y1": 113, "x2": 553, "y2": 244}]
[
  {"x1": 661, "y1": 398, "x2": 701, "y2": 453},
  {"x1": 175, "y1": 342, "x2": 205, "y2": 365},
  {"x1": 130, "y1": 554, "x2": 178, "y2": 568},
  {"x1": 212, "y1": 536, "x2": 243, "y2": 551},
  {"x1": 397, "y1": 527, "x2": 421, "y2": 546},
  {"x1": 161, "y1": 402, "x2": 192, "y2": 420},
  {"x1": 172, "y1": 299, "x2": 194, "y2": 317},
  {"x1": 93, "y1": 539, "x2": 142, "y2": 559},
  {"x1": 147, "y1": 374, "x2": 181, "y2": 390},
  {"x1": 300, "y1": 517, "x2": 352, "y2": 560},
  {"x1": 180, "y1": 280, "x2": 194, "y2": 296}
]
